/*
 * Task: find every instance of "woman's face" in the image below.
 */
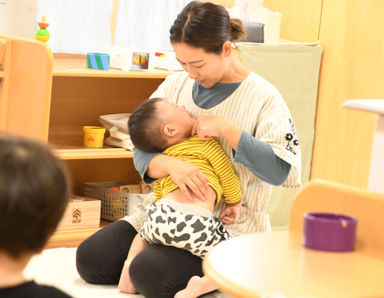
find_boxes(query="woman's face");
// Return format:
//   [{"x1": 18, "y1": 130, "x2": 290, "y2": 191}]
[{"x1": 173, "y1": 42, "x2": 226, "y2": 88}]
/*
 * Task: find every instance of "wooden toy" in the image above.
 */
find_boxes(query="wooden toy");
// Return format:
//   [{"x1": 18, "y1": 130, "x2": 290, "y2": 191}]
[{"x1": 35, "y1": 16, "x2": 50, "y2": 42}]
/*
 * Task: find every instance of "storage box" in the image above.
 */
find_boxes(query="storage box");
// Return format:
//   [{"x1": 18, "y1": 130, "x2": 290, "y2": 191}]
[
  {"x1": 120, "y1": 182, "x2": 153, "y2": 194},
  {"x1": 56, "y1": 195, "x2": 101, "y2": 231},
  {"x1": 83, "y1": 181, "x2": 149, "y2": 221}
]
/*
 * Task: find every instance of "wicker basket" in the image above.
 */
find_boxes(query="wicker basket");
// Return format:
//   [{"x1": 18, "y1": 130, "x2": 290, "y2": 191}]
[{"x1": 83, "y1": 181, "x2": 146, "y2": 221}]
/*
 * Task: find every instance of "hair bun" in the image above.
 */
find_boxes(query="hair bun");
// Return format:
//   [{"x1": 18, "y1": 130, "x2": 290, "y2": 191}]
[{"x1": 230, "y1": 18, "x2": 246, "y2": 42}]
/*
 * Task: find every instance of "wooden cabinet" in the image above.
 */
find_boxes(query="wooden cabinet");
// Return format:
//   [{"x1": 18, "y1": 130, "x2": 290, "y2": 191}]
[
  {"x1": 0, "y1": 35, "x2": 172, "y2": 247},
  {"x1": 51, "y1": 57, "x2": 170, "y2": 193}
]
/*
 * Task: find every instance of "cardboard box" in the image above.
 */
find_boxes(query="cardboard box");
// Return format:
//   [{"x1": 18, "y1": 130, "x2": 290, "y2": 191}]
[{"x1": 56, "y1": 195, "x2": 101, "y2": 231}]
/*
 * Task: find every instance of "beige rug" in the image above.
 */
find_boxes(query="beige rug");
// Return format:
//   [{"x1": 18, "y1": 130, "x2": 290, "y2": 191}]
[
  {"x1": 24, "y1": 247, "x2": 230, "y2": 298},
  {"x1": 24, "y1": 247, "x2": 142, "y2": 298}
]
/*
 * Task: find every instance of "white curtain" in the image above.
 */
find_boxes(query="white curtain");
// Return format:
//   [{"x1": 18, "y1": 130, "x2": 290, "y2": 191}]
[
  {"x1": 37, "y1": 0, "x2": 113, "y2": 53},
  {"x1": 37, "y1": 0, "x2": 190, "y2": 54},
  {"x1": 113, "y1": 0, "x2": 190, "y2": 51}
]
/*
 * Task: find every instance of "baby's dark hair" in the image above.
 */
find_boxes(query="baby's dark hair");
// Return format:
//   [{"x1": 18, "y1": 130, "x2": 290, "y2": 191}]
[
  {"x1": 128, "y1": 98, "x2": 169, "y2": 152},
  {"x1": 0, "y1": 135, "x2": 70, "y2": 259},
  {"x1": 170, "y1": 1, "x2": 246, "y2": 54}
]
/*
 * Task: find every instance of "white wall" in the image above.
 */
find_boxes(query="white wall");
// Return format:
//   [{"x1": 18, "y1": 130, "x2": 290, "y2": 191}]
[{"x1": 0, "y1": 0, "x2": 37, "y2": 39}]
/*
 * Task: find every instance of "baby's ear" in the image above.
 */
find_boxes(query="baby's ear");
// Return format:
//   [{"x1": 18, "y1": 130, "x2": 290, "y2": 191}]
[{"x1": 163, "y1": 124, "x2": 178, "y2": 137}]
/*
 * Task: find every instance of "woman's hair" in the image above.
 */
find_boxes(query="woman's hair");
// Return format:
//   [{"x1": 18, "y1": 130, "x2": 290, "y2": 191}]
[
  {"x1": 128, "y1": 98, "x2": 169, "y2": 153},
  {"x1": 170, "y1": 1, "x2": 246, "y2": 54},
  {"x1": 0, "y1": 135, "x2": 70, "y2": 259}
]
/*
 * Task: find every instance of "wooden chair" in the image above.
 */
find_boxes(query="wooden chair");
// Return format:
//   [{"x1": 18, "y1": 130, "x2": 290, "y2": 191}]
[
  {"x1": 289, "y1": 179, "x2": 384, "y2": 259},
  {"x1": 0, "y1": 34, "x2": 53, "y2": 141}
]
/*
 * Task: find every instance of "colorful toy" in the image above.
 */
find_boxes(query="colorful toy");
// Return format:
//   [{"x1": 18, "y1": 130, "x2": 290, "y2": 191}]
[
  {"x1": 35, "y1": 16, "x2": 50, "y2": 42},
  {"x1": 83, "y1": 126, "x2": 106, "y2": 148},
  {"x1": 86, "y1": 53, "x2": 110, "y2": 70}
]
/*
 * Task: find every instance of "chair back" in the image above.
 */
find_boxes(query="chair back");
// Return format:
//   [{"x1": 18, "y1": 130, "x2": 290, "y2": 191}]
[{"x1": 289, "y1": 179, "x2": 384, "y2": 259}]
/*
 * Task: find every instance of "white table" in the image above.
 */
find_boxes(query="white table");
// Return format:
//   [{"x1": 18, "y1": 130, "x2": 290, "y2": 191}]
[
  {"x1": 203, "y1": 231, "x2": 384, "y2": 298},
  {"x1": 343, "y1": 99, "x2": 384, "y2": 193}
]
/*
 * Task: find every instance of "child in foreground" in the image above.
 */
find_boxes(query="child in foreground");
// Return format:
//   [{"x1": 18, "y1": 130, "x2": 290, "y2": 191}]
[
  {"x1": 0, "y1": 135, "x2": 71, "y2": 298},
  {"x1": 118, "y1": 97, "x2": 242, "y2": 298}
]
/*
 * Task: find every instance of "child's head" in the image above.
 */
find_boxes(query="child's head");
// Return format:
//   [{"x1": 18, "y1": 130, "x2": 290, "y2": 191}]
[
  {"x1": 0, "y1": 135, "x2": 70, "y2": 259},
  {"x1": 128, "y1": 98, "x2": 196, "y2": 152}
]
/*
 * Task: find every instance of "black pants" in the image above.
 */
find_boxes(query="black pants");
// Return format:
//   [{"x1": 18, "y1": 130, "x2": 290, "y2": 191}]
[{"x1": 76, "y1": 220, "x2": 203, "y2": 298}]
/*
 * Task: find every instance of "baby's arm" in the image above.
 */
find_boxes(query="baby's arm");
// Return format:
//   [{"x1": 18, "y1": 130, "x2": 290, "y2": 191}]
[
  {"x1": 118, "y1": 234, "x2": 148, "y2": 293},
  {"x1": 219, "y1": 201, "x2": 241, "y2": 224}
]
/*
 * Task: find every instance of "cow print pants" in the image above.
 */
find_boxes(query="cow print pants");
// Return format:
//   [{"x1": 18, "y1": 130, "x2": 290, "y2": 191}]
[{"x1": 140, "y1": 198, "x2": 230, "y2": 258}]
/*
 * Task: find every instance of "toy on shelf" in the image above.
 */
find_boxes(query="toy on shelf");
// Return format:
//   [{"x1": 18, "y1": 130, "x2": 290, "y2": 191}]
[{"x1": 35, "y1": 16, "x2": 50, "y2": 42}]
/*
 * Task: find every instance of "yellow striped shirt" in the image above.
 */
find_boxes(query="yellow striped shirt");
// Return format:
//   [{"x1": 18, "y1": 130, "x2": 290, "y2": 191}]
[{"x1": 154, "y1": 136, "x2": 242, "y2": 205}]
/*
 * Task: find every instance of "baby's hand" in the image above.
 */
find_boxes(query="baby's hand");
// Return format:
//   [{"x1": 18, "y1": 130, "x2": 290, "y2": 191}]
[{"x1": 219, "y1": 204, "x2": 241, "y2": 224}]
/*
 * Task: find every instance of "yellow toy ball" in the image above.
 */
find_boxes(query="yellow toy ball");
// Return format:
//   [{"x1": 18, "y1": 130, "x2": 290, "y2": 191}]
[{"x1": 35, "y1": 30, "x2": 50, "y2": 42}]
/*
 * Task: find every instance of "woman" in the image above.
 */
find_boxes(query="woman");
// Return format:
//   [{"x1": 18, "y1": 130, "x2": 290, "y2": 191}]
[{"x1": 76, "y1": 2, "x2": 301, "y2": 298}]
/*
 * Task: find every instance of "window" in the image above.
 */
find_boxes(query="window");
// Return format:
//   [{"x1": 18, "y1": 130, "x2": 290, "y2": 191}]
[
  {"x1": 114, "y1": 0, "x2": 189, "y2": 51},
  {"x1": 37, "y1": 0, "x2": 190, "y2": 53}
]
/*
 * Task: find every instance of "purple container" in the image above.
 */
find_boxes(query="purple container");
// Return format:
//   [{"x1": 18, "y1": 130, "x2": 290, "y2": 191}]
[{"x1": 303, "y1": 212, "x2": 357, "y2": 252}]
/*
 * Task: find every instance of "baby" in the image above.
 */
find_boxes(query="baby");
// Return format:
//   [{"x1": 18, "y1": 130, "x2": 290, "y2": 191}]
[{"x1": 118, "y1": 98, "x2": 242, "y2": 298}]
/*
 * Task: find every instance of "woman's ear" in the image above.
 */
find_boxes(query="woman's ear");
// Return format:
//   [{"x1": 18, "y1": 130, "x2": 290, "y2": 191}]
[
  {"x1": 163, "y1": 124, "x2": 178, "y2": 137},
  {"x1": 222, "y1": 41, "x2": 232, "y2": 57}
]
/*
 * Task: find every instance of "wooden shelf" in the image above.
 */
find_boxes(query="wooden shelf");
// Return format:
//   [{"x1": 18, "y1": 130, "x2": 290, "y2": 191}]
[
  {"x1": 55, "y1": 147, "x2": 133, "y2": 160},
  {"x1": 54, "y1": 57, "x2": 174, "y2": 78},
  {"x1": 46, "y1": 226, "x2": 100, "y2": 248},
  {"x1": 49, "y1": 136, "x2": 133, "y2": 160},
  {"x1": 1, "y1": 37, "x2": 160, "y2": 248}
]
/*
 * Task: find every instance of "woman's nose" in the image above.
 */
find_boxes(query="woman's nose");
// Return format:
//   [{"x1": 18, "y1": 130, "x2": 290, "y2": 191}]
[{"x1": 185, "y1": 65, "x2": 198, "y2": 79}]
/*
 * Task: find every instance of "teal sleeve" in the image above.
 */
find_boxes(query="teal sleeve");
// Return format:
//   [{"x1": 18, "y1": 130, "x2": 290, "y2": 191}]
[
  {"x1": 132, "y1": 148, "x2": 159, "y2": 183},
  {"x1": 233, "y1": 131, "x2": 291, "y2": 186}
]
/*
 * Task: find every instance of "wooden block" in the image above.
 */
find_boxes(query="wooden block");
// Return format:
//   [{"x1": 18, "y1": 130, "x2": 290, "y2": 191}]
[
  {"x1": 120, "y1": 184, "x2": 141, "y2": 193},
  {"x1": 141, "y1": 182, "x2": 153, "y2": 193},
  {"x1": 56, "y1": 195, "x2": 101, "y2": 231}
]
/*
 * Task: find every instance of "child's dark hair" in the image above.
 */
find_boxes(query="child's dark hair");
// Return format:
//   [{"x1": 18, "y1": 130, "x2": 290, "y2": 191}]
[
  {"x1": 128, "y1": 98, "x2": 169, "y2": 152},
  {"x1": 0, "y1": 135, "x2": 70, "y2": 259},
  {"x1": 170, "y1": 1, "x2": 246, "y2": 54}
]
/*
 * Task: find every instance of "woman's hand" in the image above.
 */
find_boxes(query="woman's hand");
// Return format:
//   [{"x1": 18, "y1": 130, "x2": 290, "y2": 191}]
[
  {"x1": 192, "y1": 115, "x2": 225, "y2": 140},
  {"x1": 193, "y1": 116, "x2": 242, "y2": 150},
  {"x1": 167, "y1": 157, "x2": 210, "y2": 201}
]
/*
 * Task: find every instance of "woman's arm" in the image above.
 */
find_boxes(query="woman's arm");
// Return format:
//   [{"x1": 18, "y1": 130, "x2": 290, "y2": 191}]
[
  {"x1": 194, "y1": 116, "x2": 291, "y2": 186},
  {"x1": 234, "y1": 131, "x2": 291, "y2": 186}
]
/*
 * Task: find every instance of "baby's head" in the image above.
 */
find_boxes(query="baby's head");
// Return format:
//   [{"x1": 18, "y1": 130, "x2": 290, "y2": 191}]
[{"x1": 128, "y1": 98, "x2": 196, "y2": 152}]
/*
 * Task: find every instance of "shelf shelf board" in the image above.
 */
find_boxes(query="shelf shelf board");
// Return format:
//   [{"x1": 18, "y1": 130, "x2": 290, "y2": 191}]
[
  {"x1": 55, "y1": 147, "x2": 133, "y2": 160},
  {"x1": 53, "y1": 57, "x2": 174, "y2": 78},
  {"x1": 50, "y1": 137, "x2": 133, "y2": 160}
]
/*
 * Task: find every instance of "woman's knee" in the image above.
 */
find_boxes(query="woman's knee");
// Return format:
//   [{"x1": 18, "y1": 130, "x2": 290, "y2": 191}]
[
  {"x1": 76, "y1": 220, "x2": 137, "y2": 284},
  {"x1": 76, "y1": 236, "x2": 105, "y2": 284},
  {"x1": 130, "y1": 245, "x2": 203, "y2": 298}
]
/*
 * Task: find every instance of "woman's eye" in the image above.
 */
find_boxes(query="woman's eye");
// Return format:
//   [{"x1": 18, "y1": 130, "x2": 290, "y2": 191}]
[{"x1": 196, "y1": 64, "x2": 204, "y2": 69}]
